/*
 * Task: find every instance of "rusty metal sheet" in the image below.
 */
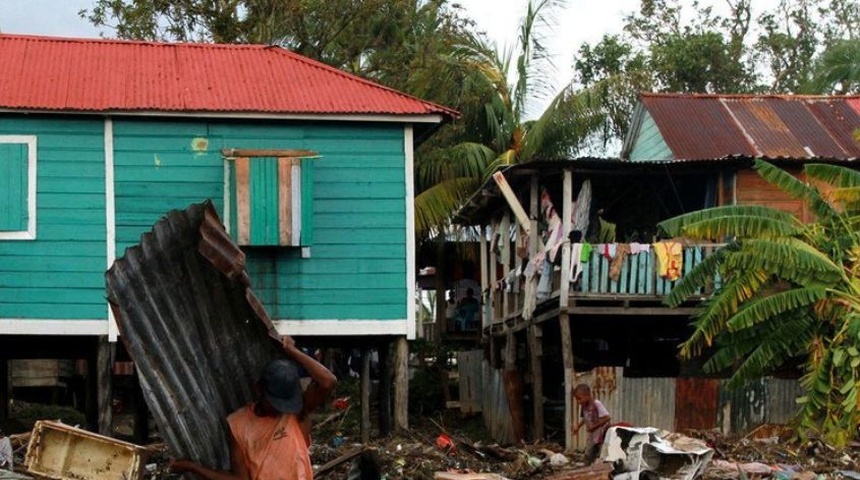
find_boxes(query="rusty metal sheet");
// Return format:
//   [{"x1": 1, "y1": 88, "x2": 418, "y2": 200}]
[
  {"x1": 639, "y1": 93, "x2": 860, "y2": 160},
  {"x1": 105, "y1": 201, "x2": 283, "y2": 471},
  {"x1": 674, "y1": 378, "x2": 719, "y2": 431},
  {"x1": 640, "y1": 94, "x2": 756, "y2": 159}
]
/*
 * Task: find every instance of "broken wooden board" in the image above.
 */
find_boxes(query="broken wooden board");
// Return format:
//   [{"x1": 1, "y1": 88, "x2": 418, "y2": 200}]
[
  {"x1": 542, "y1": 462, "x2": 613, "y2": 480},
  {"x1": 24, "y1": 421, "x2": 147, "y2": 480}
]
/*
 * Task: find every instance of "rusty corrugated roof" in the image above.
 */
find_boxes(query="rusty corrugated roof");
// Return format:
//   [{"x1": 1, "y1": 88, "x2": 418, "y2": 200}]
[
  {"x1": 0, "y1": 34, "x2": 457, "y2": 118},
  {"x1": 636, "y1": 93, "x2": 860, "y2": 160},
  {"x1": 106, "y1": 201, "x2": 284, "y2": 470}
]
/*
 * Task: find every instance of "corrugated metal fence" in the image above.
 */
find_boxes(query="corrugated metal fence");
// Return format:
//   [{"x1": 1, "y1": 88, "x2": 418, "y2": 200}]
[{"x1": 463, "y1": 360, "x2": 801, "y2": 446}]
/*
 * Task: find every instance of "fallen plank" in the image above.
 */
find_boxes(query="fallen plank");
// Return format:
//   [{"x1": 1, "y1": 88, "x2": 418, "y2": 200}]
[
  {"x1": 542, "y1": 462, "x2": 613, "y2": 480},
  {"x1": 434, "y1": 473, "x2": 508, "y2": 480},
  {"x1": 313, "y1": 446, "x2": 365, "y2": 478}
]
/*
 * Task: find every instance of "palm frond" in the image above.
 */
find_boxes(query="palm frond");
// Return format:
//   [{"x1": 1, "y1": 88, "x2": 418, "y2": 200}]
[
  {"x1": 664, "y1": 246, "x2": 732, "y2": 307},
  {"x1": 754, "y1": 159, "x2": 836, "y2": 219},
  {"x1": 726, "y1": 287, "x2": 828, "y2": 332},
  {"x1": 414, "y1": 177, "x2": 481, "y2": 237},
  {"x1": 725, "y1": 238, "x2": 843, "y2": 286},
  {"x1": 415, "y1": 142, "x2": 496, "y2": 190},
  {"x1": 658, "y1": 205, "x2": 800, "y2": 237},
  {"x1": 512, "y1": 0, "x2": 562, "y2": 120},
  {"x1": 677, "y1": 215, "x2": 803, "y2": 240},
  {"x1": 711, "y1": 312, "x2": 813, "y2": 387},
  {"x1": 804, "y1": 163, "x2": 860, "y2": 189},
  {"x1": 679, "y1": 268, "x2": 771, "y2": 358}
]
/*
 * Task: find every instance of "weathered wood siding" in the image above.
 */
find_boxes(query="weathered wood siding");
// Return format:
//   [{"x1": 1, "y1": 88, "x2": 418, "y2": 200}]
[
  {"x1": 113, "y1": 119, "x2": 407, "y2": 321},
  {"x1": 0, "y1": 115, "x2": 106, "y2": 320},
  {"x1": 736, "y1": 167, "x2": 807, "y2": 220},
  {"x1": 628, "y1": 111, "x2": 673, "y2": 161}
]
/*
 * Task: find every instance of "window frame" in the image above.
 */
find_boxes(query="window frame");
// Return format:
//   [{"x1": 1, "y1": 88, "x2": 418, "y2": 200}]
[{"x1": 0, "y1": 135, "x2": 37, "y2": 240}]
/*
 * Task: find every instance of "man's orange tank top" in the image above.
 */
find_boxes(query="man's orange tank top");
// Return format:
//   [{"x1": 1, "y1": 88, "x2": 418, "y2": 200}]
[{"x1": 227, "y1": 404, "x2": 313, "y2": 480}]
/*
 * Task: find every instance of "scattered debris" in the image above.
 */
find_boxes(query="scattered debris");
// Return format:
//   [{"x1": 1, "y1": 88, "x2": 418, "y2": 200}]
[
  {"x1": 24, "y1": 421, "x2": 148, "y2": 480},
  {"x1": 604, "y1": 426, "x2": 714, "y2": 480}
]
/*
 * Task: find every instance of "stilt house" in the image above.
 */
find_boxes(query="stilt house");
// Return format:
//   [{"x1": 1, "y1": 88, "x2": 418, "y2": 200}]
[{"x1": 454, "y1": 93, "x2": 860, "y2": 447}]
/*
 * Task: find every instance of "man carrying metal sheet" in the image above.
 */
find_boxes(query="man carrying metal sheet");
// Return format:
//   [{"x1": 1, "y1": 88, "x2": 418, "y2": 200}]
[{"x1": 169, "y1": 336, "x2": 336, "y2": 480}]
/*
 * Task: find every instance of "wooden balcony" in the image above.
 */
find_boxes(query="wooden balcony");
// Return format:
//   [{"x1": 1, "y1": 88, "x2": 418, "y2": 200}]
[{"x1": 486, "y1": 243, "x2": 722, "y2": 331}]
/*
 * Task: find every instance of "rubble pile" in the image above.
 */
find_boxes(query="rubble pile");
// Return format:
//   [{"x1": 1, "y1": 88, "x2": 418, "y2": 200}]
[{"x1": 3, "y1": 420, "x2": 860, "y2": 480}]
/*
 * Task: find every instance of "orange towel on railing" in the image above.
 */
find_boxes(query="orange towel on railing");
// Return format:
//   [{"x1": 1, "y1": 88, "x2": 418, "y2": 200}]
[{"x1": 654, "y1": 241, "x2": 683, "y2": 281}]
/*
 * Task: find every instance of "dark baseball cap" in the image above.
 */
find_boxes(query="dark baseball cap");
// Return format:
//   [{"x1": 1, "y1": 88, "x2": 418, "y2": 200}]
[{"x1": 261, "y1": 359, "x2": 304, "y2": 414}]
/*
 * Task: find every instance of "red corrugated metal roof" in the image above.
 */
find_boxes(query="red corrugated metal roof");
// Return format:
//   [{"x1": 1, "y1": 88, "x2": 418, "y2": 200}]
[
  {"x1": 0, "y1": 34, "x2": 458, "y2": 118},
  {"x1": 638, "y1": 93, "x2": 860, "y2": 160}
]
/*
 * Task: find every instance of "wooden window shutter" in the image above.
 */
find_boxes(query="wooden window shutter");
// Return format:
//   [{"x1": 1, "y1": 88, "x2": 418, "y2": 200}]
[{"x1": 229, "y1": 156, "x2": 314, "y2": 247}]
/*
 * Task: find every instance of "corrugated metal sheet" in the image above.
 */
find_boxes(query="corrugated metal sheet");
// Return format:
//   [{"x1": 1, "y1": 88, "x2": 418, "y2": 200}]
[
  {"x1": 481, "y1": 360, "x2": 515, "y2": 444},
  {"x1": 675, "y1": 378, "x2": 719, "y2": 431},
  {"x1": 105, "y1": 201, "x2": 284, "y2": 470},
  {"x1": 636, "y1": 93, "x2": 860, "y2": 160},
  {"x1": 0, "y1": 34, "x2": 457, "y2": 117}
]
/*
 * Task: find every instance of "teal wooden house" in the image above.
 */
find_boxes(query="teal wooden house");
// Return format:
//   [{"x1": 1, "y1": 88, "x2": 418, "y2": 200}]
[{"x1": 0, "y1": 34, "x2": 455, "y2": 350}]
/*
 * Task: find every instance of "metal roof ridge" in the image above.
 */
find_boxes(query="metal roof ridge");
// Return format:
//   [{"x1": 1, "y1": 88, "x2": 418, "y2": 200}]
[{"x1": 640, "y1": 92, "x2": 860, "y2": 100}]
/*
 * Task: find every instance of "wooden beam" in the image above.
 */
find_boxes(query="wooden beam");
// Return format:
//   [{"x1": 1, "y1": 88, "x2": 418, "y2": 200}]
[
  {"x1": 527, "y1": 175, "x2": 544, "y2": 440},
  {"x1": 566, "y1": 306, "x2": 700, "y2": 316},
  {"x1": 361, "y1": 349, "x2": 371, "y2": 443},
  {"x1": 503, "y1": 333, "x2": 526, "y2": 442},
  {"x1": 97, "y1": 336, "x2": 114, "y2": 436},
  {"x1": 378, "y1": 342, "x2": 392, "y2": 437},
  {"x1": 393, "y1": 336, "x2": 408, "y2": 431},
  {"x1": 489, "y1": 221, "x2": 499, "y2": 365},
  {"x1": 500, "y1": 213, "x2": 511, "y2": 322},
  {"x1": 234, "y1": 157, "x2": 251, "y2": 245},
  {"x1": 221, "y1": 148, "x2": 318, "y2": 158},
  {"x1": 277, "y1": 157, "x2": 293, "y2": 246},
  {"x1": 492, "y1": 172, "x2": 531, "y2": 236},
  {"x1": 480, "y1": 225, "x2": 489, "y2": 330},
  {"x1": 559, "y1": 169, "x2": 575, "y2": 452}
]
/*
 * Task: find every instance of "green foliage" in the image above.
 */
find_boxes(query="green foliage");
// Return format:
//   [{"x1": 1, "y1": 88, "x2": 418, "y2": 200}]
[
  {"x1": 570, "y1": 0, "x2": 859, "y2": 149},
  {"x1": 659, "y1": 160, "x2": 860, "y2": 446}
]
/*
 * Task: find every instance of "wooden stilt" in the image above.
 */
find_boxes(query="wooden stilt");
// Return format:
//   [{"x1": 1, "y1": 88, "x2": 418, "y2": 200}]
[
  {"x1": 360, "y1": 349, "x2": 371, "y2": 443},
  {"x1": 378, "y1": 341, "x2": 392, "y2": 437},
  {"x1": 96, "y1": 336, "x2": 114, "y2": 436},
  {"x1": 503, "y1": 333, "x2": 526, "y2": 441},
  {"x1": 559, "y1": 169, "x2": 576, "y2": 452},
  {"x1": 393, "y1": 336, "x2": 408, "y2": 431},
  {"x1": 528, "y1": 175, "x2": 545, "y2": 440}
]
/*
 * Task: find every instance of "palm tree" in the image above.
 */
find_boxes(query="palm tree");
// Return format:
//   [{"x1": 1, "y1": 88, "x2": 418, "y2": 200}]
[
  {"x1": 658, "y1": 159, "x2": 860, "y2": 446},
  {"x1": 413, "y1": 0, "x2": 605, "y2": 237}
]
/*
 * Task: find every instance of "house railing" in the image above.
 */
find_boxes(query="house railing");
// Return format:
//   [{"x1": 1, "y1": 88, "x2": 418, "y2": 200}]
[
  {"x1": 575, "y1": 243, "x2": 723, "y2": 297},
  {"x1": 488, "y1": 243, "x2": 724, "y2": 325}
]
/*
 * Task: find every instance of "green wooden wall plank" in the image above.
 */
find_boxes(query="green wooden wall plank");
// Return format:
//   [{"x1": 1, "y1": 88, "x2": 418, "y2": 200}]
[
  {"x1": 247, "y1": 157, "x2": 279, "y2": 245},
  {"x1": 0, "y1": 142, "x2": 28, "y2": 231},
  {"x1": 629, "y1": 112, "x2": 673, "y2": 161},
  {"x1": 301, "y1": 157, "x2": 314, "y2": 245},
  {"x1": 111, "y1": 118, "x2": 408, "y2": 321},
  {"x1": 0, "y1": 115, "x2": 107, "y2": 320},
  {"x1": 0, "y1": 303, "x2": 105, "y2": 318}
]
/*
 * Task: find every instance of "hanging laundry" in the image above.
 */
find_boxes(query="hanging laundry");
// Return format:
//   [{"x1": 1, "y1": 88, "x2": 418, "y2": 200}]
[
  {"x1": 570, "y1": 243, "x2": 585, "y2": 282},
  {"x1": 654, "y1": 241, "x2": 683, "y2": 281},
  {"x1": 609, "y1": 244, "x2": 631, "y2": 281},
  {"x1": 581, "y1": 242, "x2": 593, "y2": 262},
  {"x1": 629, "y1": 242, "x2": 651, "y2": 255},
  {"x1": 601, "y1": 243, "x2": 616, "y2": 260},
  {"x1": 572, "y1": 179, "x2": 592, "y2": 235},
  {"x1": 537, "y1": 257, "x2": 553, "y2": 300}
]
